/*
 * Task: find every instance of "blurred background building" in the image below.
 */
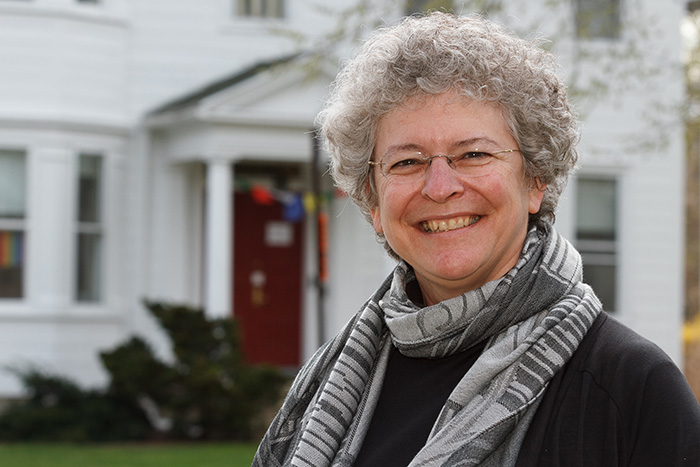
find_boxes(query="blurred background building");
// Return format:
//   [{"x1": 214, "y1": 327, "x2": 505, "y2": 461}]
[{"x1": 0, "y1": 0, "x2": 687, "y2": 397}]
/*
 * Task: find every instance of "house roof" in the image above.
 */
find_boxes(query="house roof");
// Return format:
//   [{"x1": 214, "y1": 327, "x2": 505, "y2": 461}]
[{"x1": 147, "y1": 52, "x2": 304, "y2": 116}]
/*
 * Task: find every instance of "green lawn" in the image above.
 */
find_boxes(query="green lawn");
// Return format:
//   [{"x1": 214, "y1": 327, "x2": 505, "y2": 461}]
[{"x1": 0, "y1": 442, "x2": 258, "y2": 467}]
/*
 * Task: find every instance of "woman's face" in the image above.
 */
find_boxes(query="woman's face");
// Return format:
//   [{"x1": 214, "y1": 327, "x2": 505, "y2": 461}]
[{"x1": 370, "y1": 92, "x2": 544, "y2": 305}]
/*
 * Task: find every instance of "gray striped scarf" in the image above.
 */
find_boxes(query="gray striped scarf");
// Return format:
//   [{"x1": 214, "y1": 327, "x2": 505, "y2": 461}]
[{"x1": 253, "y1": 224, "x2": 602, "y2": 466}]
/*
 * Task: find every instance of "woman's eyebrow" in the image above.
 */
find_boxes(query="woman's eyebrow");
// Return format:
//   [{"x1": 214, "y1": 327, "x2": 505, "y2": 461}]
[
  {"x1": 382, "y1": 143, "x2": 423, "y2": 157},
  {"x1": 382, "y1": 136, "x2": 502, "y2": 157},
  {"x1": 453, "y1": 136, "x2": 501, "y2": 148}
]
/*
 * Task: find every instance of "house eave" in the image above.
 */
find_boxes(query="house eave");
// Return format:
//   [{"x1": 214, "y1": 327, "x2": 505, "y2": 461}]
[{"x1": 144, "y1": 108, "x2": 316, "y2": 131}]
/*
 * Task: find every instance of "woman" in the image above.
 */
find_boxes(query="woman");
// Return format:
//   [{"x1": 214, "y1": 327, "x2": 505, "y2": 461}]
[{"x1": 254, "y1": 12, "x2": 700, "y2": 466}]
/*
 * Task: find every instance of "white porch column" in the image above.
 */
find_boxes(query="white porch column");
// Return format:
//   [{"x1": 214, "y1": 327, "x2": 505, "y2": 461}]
[
  {"x1": 204, "y1": 159, "x2": 233, "y2": 318},
  {"x1": 31, "y1": 147, "x2": 73, "y2": 310}
]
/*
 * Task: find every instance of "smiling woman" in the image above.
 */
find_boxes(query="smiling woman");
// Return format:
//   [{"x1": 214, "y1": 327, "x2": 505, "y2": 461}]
[
  {"x1": 369, "y1": 94, "x2": 543, "y2": 305},
  {"x1": 253, "y1": 12, "x2": 700, "y2": 467}
]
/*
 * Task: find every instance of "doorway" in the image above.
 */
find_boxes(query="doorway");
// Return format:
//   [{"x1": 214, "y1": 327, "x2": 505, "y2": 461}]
[{"x1": 233, "y1": 190, "x2": 303, "y2": 367}]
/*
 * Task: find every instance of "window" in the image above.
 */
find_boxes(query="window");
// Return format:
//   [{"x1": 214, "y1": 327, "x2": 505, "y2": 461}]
[
  {"x1": 76, "y1": 154, "x2": 103, "y2": 302},
  {"x1": 576, "y1": 176, "x2": 617, "y2": 311},
  {"x1": 236, "y1": 0, "x2": 284, "y2": 19},
  {"x1": 574, "y1": 0, "x2": 621, "y2": 40},
  {"x1": 0, "y1": 150, "x2": 26, "y2": 299},
  {"x1": 405, "y1": 0, "x2": 453, "y2": 15}
]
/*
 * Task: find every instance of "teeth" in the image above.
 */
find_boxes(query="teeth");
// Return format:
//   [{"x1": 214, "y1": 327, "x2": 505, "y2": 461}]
[{"x1": 422, "y1": 216, "x2": 479, "y2": 233}]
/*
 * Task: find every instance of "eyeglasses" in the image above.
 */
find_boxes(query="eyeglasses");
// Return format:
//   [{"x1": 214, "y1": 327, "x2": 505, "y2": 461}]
[{"x1": 368, "y1": 149, "x2": 520, "y2": 184}]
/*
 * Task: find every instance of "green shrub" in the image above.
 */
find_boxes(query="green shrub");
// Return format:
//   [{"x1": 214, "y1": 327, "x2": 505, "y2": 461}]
[
  {"x1": 102, "y1": 302, "x2": 287, "y2": 440},
  {"x1": 0, "y1": 302, "x2": 288, "y2": 442},
  {"x1": 0, "y1": 369, "x2": 150, "y2": 441}
]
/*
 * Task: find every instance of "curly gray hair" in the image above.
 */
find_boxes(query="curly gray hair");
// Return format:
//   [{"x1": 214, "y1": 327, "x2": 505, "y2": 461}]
[{"x1": 317, "y1": 12, "x2": 579, "y2": 253}]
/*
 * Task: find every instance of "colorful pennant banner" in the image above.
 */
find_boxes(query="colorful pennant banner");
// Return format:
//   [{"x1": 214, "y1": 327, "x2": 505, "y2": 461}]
[{"x1": 235, "y1": 180, "x2": 339, "y2": 223}]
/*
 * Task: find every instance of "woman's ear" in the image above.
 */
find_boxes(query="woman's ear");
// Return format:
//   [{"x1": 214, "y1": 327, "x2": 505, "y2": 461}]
[
  {"x1": 528, "y1": 179, "x2": 546, "y2": 214},
  {"x1": 370, "y1": 206, "x2": 383, "y2": 234}
]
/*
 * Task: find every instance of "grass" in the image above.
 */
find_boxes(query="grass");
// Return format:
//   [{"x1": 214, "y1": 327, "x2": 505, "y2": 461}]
[{"x1": 0, "y1": 442, "x2": 259, "y2": 467}]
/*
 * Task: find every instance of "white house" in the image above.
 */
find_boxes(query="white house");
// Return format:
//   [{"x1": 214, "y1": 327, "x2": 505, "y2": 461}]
[{"x1": 0, "y1": 0, "x2": 686, "y2": 397}]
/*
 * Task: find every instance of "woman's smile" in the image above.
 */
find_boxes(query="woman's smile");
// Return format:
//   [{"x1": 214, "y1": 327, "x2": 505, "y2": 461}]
[{"x1": 421, "y1": 215, "x2": 481, "y2": 233}]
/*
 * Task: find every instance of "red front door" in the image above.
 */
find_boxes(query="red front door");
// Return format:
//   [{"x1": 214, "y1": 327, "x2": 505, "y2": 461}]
[{"x1": 233, "y1": 191, "x2": 303, "y2": 367}]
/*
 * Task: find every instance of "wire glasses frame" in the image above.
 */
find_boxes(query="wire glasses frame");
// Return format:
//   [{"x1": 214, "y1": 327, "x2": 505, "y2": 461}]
[{"x1": 368, "y1": 149, "x2": 520, "y2": 183}]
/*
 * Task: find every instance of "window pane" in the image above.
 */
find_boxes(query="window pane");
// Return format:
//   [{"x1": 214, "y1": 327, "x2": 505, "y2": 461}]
[
  {"x1": 76, "y1": 233, "x2": 101, "y2": 302},
  {"x1": 269, "y1": 0, "x2": 284, "y2": 17},
  {"x1": 580, "y1": 261, "x2": 616, "y2": 311},
  {"x1": 575, "y1": 0, "x2": 621, "y2": 39},
  {"x1": 576, "y1": 176, "x2": 617, "y2": 312},
  {"x1": 77, "y1": 153, "x2": 103, "y2": 302},
  {"x1": 0, "y1": 230, "x2": 24, "y2": 298},
  {"x1": 237, "y1": 0, "x2": 250, "y2": 15},
  {"x1": 576, "y1": 177, "x2": 616, "y2": 240},
  {"x1": 235, "y1": 0, "x2": 284, "y2": 18},
  {"x1": 78, "y1": 154, "x2": 102, "y2": 223},
  {"x1": 0, "y1": 150, "x2": 26, "y2": 219}
]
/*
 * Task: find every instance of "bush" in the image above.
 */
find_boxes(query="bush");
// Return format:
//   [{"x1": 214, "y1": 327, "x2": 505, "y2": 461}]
[
  {"x1": 0, "y1": 302, "x2": 288, "y2": 442},
  {"x1": 0, "y1": 369, "x2": 150, "y2": 441}
]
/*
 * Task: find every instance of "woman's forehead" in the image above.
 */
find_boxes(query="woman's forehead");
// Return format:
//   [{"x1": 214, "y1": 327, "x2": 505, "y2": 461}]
[{"x1": 375, "y1": 93, "x2": 514, "y2": 153}]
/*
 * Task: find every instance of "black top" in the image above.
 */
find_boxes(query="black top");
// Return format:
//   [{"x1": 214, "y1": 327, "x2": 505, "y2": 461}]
[
  {"x1": 354, "y1": 340, "x2": 485, "y2": 466},
  {"x1": 354, "y1": 313, "x2": 700, "y2": 467}
]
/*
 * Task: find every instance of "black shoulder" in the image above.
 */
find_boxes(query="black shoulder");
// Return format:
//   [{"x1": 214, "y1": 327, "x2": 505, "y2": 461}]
[
  {"x1": 572, "y1": 313, "x2": 679, "y2": 387},
  {"x1": 517, "y1": 313, "x2": 700, "y2": 467},
  {"x1": 575, "y1": 313, "x2": 700, "y2": 462}
]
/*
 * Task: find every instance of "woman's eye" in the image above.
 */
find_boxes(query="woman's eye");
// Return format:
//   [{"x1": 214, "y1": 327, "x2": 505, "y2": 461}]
[
  {"x1": 454, "y1": 152, "x2": 493, "y2": 165},
  {"x1": 461, "y1": 151, "x2": 491, "y2": 160},
  {"x1": 392, "y1": 158, "x2": 423, "y2": 168}
]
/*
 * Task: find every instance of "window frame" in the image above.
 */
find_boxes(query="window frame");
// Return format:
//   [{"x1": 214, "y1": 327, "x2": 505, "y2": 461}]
[
  {"x1": 575, "y1": 174, "x2": 619, "y2": 312},
  {"x1": 234, "y1": 0, "x2": 285, "y2": 20},
  {"x1": 75, "y1": 152, "x2": 104, "y2": 303},
  {"x1": 0, "y1": 149, "x2": 28, "y2": 301}
]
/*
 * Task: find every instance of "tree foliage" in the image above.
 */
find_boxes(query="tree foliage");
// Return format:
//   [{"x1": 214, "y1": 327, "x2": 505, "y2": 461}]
[
  {"x1": 282, "y1": 0, "x2": 677, "y2": 154},
  {"x1": 686, "y1": 6, "x2": 700, "y2": 323}
]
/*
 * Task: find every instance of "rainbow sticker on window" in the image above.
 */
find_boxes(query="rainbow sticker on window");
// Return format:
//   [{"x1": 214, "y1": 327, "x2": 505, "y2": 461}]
[{"x1": 0, "y1": 231, "x2": 23, "y2": 268}]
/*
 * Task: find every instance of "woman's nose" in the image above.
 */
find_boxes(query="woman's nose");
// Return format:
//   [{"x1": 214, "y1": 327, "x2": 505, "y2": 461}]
[{"x1": 420, "y1": 157, "x2": 464, "y2": 202}]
